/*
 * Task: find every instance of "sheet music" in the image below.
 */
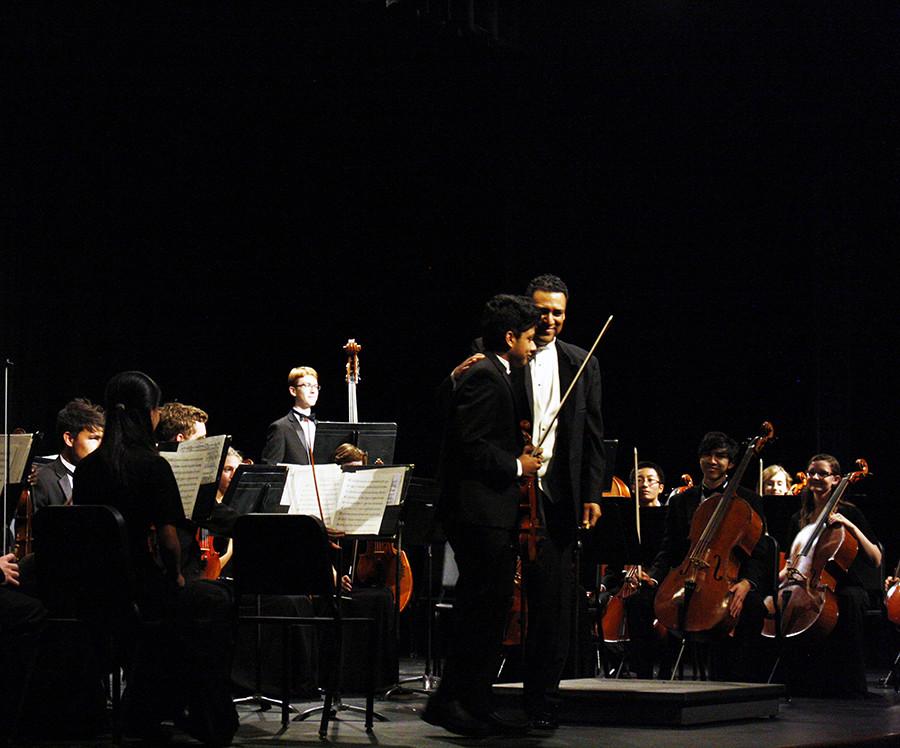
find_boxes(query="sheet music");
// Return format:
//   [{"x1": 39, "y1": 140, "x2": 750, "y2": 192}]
[
  {"x1": 160, "y1": 435, "x2": 228, "y2": 517},
  {"x1": 281, "y1": 463, "x2": 342, "y2": 525},
  {"x1": 0, "y1": 433, "x2": 34, "y2": 487},
  {"x1": 333, "y1": 468, "x2": 403, "y2": 535}
]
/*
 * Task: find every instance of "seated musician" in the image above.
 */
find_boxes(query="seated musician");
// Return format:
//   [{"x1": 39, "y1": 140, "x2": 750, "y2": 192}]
[
  {"x1": 638, "y1": 431, "x2": 770, "y2": 682},
  {"x1": 762, "y1": 464, "x2": 793, "y2": 496},
  {"x1": 156, "y1": 402, "x2": 212, "y2": 581},
  {"x1": 73, "y1": 371, "x2": 237, "y2": 745},
  {"x1": 156, "y1": 402, "x2": 208, "y2": 442},
  {"x1": 598, "y1": 461, "x2": 668, "y2": 677},
  {"x1": 0, "y1": 552, "x2": 47, "y2": 742},
  {"x1": 32, "y1": 398, "x2": 105, "y2": 511},
  {"x1": 633, "y1": 461, "x2": 666, "y2": 507},
  {"x1": 779, "y1": 454, "x2": 881, "y2": 698},
  {"x1": 261, "y1": 366, "x2": 319, "y2": 464}
]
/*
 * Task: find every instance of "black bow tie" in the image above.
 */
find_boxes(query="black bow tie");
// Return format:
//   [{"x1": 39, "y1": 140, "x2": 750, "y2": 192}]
[{"x1": 296, "y1": 412, "x2": 316, "y2": 423}]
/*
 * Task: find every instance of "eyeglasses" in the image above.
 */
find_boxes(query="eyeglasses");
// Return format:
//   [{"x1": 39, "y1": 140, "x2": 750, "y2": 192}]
[
  {"x1": 806, "y1": 470, "x2": 833, "y2": 478},
  {"x1": 293, "y1": 382, "x2": 322, "y2": 391},
  {"x1": 636, "y1": 478, "x2": 660, "y2": 486}
]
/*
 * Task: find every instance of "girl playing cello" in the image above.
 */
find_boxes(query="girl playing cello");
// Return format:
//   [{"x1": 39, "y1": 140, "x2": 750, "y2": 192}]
[{"x1": 778, "y1": 454, "x2": 881, "y2": 697}]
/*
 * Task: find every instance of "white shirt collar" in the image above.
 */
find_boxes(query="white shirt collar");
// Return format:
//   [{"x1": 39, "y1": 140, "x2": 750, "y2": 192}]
[{"x1": 59, "y1": 454, "x2": 77, "y2": 475}]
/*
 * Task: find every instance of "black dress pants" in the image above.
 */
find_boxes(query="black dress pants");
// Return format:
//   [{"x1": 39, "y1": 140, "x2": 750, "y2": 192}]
[{"x1": 437, "y1": 524, "x2": 518, "y2": 714}]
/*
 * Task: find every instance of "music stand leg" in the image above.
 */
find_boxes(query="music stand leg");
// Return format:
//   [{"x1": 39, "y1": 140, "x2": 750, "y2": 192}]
[{"x1": 233, "y1": 596, "x2": 297, "y2": 716}]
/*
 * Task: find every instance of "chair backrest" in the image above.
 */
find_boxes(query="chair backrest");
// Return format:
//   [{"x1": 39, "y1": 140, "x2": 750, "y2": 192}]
[
  {"x1": 33, "y1": 504, "x2": 137, "y2": 624},
  {"x1": 232, "y1": 514, "x2": 335, "y2": 597}
]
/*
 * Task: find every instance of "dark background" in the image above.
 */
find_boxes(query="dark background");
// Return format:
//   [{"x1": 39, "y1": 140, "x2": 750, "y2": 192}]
[{"x1": 3, "y1": 3, "x2": 897, "y2": 557}]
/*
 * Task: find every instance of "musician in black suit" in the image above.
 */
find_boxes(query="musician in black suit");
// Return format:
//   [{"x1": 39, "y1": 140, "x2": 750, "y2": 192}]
[
  {"x1": 32, "y1": 398, "x2": 105, "y2": 512},
  {"x1": 424, "y1": 295, "x2": 542, "y2": 738},
  {"x1": 516, "y1": 274, "x2": 605, "y2": 726},
  {"x1": 643, "y1": 431, "x2": 769, "y2": 682},
  {"x1": 260, "y1": 366, "x2": 319, "y2": 464}
]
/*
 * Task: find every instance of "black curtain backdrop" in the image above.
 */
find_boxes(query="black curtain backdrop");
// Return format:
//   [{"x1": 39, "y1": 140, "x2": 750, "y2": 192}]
[{"x1": 3, "y1": 3, "x2": 897, "y2": 554}]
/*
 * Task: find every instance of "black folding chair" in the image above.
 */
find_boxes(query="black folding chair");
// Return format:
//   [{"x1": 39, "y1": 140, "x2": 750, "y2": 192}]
[
  {"x1": 231, "y1": 513, "x2": 377, "y2": 736},
  {"x1": 33, "y1": 504, "x2": 141, "y2": 744}
]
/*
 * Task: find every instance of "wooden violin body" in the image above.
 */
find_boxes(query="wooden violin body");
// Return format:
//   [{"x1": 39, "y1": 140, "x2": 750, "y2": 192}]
[
  {"x1": 355, "y1": 541, "x2": 413, "y2": 611},
  {"x1": 655, "y1": 492, "x2": 763, "y2": 635},
  {"x1": 198, "y1": 530, "x2": 222, "y2": 580}
]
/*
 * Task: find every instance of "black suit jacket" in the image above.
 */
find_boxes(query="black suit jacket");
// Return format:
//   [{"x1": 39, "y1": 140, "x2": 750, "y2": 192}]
[
  {"x1": 32, "y1": 456, "x2": 72, "y2": 511},
  {"x1": 649, "y1": 484, "x2": 767, "y2": 590},
  {"x1": 438, "y1": 354, "x2": 523, "y2": 531},
  {"x1": 260, "y1": 411, "x2": 311, "y2": 465},
  {"x1": 518, "y1": 338, "x2": 606, "y2": 521}
]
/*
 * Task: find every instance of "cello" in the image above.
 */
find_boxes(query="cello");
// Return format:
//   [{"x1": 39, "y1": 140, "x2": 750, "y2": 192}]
[
  {"x1": 885, "y1": 559, "x2": 900, "y2": 627},
  {"x1": 773, "y1": 459, "x2": 870, "y2": 642},
  {"x1": 344, "y1": 339, "x2": 413, "y2": 611},
  {"x1": 655, "y1": 422, "x2": 774, "y2": 636}
]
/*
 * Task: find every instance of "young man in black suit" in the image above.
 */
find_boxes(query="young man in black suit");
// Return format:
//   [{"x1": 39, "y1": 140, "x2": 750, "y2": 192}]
[
  {"x1": 32, "y1": 398, "x2": 105, "y2": 511},
  {"x1": 642, "y1": 431, "x2": 769, "y2": 682},
  {"x1": 424, "y1": 294, "x2": 543, "y2": 737},
  {"x1": 261, "y1": 366, "x2": 319, "y2": 464}
]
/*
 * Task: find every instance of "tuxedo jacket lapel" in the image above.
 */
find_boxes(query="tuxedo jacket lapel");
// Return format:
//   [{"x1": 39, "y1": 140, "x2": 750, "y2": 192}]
[{"x1": 287, "y1": 411, "x2": 309, "y2": 455}]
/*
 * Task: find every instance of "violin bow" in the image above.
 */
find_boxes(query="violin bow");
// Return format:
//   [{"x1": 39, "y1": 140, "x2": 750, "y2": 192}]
[{"x1": 534, "y1": 314, "x2": 613, "y2": 450}]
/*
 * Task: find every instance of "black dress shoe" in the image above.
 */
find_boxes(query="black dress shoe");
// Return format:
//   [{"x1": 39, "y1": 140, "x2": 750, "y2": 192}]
[
  {"x1": 421, "y1": 699, "x2": 492, "y2": 738},
  {"x1": 477, "y1": 710, "x2": 532, "y2": 735},
  {"x1": 530, "y1": 712, "x2": 559, "y2": 730}
]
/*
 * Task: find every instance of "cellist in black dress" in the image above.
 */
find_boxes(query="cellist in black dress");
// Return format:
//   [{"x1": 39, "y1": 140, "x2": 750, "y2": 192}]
[{"x1": 779, "y1": 454, "x2": 881, "y2": 697}]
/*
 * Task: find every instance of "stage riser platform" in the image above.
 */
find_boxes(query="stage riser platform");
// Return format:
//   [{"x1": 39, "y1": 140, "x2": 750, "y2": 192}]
[{"x1": 495, "y1": 678, "x2": 785, "y2": 726}]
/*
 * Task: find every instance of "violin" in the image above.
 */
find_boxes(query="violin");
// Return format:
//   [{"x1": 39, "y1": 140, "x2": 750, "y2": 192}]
[
  {"x1": 502, "y1": 558, "x2": 526, "y2": 646},
  {"x1": 773, "y1": 459, "x2": 870, "y2": 642},
  {"x1": 518, "y1": 420, "x2": 542, "y2": 562},
  {"x1": 601, "y1": 565, "x2": 638, "y2": 643},
  {"x1": 12, "y1": 429, "x2": 36, "y2": 560},
  {"x1": 355, "y1": 541, "x2": 413, "y2": 610},
  {"x1": 198, "y1": 528, "x2": 222, "y2": 580},
  {"x1": 655, "y1": 422, "x2": 774, "y2": 636},
  {"x1": 666, "y1": 474, "x2": 694, "y2": 502},
  {"x1": 791, "y1": 471, "x2": 808, "y2": 495}
]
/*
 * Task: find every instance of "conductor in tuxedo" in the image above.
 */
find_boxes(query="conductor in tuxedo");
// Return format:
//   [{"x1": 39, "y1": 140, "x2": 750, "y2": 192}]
[
  {"x1": 261, "y1": 366, "x2": 319, "y2": 464},
  {"x1": 32, "y1": 398, "x2": 105, "y2": 511},
  {"x1": 517, "y1": 274, "x2": 605, "y2": 726},
  {"x1": 423, "y1": 294, "x2": 542, "y2": 738}
]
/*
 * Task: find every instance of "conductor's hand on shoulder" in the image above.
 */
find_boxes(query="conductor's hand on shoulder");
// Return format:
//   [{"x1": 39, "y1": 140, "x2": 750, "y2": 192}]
[{"x1": 451, "y1": 353, "x2": 485, "y2": 382}]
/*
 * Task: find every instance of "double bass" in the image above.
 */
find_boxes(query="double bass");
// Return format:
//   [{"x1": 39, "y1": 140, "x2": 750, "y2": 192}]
[
  {"x1": 655, "y1": 422, "x2": 774, "y2": 636},
  {"x1": 773, "y1": 459, "x2": 870, "y2": 642},
  {"x1": 344, "y1": 339, "x2": 413, "y2": 611}
]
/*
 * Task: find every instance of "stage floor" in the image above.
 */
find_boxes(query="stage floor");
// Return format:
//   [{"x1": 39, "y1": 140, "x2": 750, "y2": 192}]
[{"x1": 11, "y1": 662, "x2": 900, "y2": 746}]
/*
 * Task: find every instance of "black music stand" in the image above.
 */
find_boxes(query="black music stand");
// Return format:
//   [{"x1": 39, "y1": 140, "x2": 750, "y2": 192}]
[
  {"x1": 231, "y1": 514, "x2": 377, "y2": 736},
  {"x1": 223, "y1": 465, "x2": 291, "y2": 714},
  {"x1": 385, "y1": 475, "x2": 441, "y2": 696},
  {"x1": 296, "y1": 463, "x2": 412, "y2": 722},
  {"x1": 221, "y1": 464, "x2": 289, "y2": 516},
  {"x1": 314, "y1": 421, "x2": 398, "y2": 466}
]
